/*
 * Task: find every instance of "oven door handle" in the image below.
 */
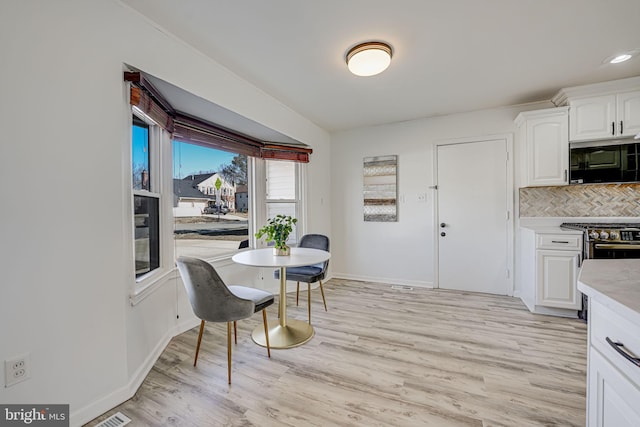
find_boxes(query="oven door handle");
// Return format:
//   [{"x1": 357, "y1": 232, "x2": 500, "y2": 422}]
[{"x1": 594, "y1": 244, "x2": 640, "y2": 250}]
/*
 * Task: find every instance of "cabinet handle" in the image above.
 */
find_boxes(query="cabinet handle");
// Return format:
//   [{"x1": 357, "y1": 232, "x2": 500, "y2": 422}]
[
  {"x1": 606, "y1": 337, "x2": 640, "y2": 367},
  {"x1": 612, "y1": 121, "x2": 615, "y2": 136},
  {"x1": 620, "y1": 120, "x2": 623, "y2": 134},
  {"x1": 551, "y1": 240, "x2": 569, "y2": 244},
  {"x1": 564, "y1": 169, "x2": 568, "y2": 182}
]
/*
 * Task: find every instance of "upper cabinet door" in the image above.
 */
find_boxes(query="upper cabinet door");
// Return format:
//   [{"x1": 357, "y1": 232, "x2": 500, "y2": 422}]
[
  {"x1": 617, "y1": 90, "x2": 640, "y2": 138},
  {"x1": 569, "y1": 95, "x2": 616, "y2": 142},
  {"x1": 517, "y1": 108, "x2": 569, "y2": 187}
]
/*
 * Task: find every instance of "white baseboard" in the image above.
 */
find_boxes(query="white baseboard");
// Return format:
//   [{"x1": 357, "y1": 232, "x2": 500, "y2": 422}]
[
  {"x1": 70, "y1": 316, "x2": 199, "y2": 427},
  {"x1": 331, "y1": 272, "x2": 434, "y2": 289}
]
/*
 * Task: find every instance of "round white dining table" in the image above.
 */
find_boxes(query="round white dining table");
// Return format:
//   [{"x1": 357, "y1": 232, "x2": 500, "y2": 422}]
[{"x1": 232, "y1": 247, "x2": 331, "y2": 349}]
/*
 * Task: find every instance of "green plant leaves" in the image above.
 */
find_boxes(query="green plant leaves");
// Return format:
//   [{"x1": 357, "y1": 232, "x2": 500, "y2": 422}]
[{"x1": 255, "y1": 215, "x2": 298, "y2": 249}]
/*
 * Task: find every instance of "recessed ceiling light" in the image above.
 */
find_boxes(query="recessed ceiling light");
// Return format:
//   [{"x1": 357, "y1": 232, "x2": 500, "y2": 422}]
[
  {"x1": 346, "y1": 42, "x2": 393, "y2": 77},
  {"x1": 603, "y1": 49, "x2": 639, "y2": 64},
  {"x1": 610, "y1": 54, "x2": 632, "y2": 64}
]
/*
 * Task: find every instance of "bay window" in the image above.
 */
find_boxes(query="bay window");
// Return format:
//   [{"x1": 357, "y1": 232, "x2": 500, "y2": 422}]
[{"x1": 125, "y1": 70, "x2": 311, "y2": 282}]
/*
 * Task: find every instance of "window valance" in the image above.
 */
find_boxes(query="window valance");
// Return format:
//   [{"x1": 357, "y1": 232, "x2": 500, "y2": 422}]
[{"x1": 125, "y1": 71, "x2": 312, "y2": 162}]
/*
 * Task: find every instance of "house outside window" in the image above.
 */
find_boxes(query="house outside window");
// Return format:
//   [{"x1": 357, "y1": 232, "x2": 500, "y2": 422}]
[{"x1": 172, "y1": 142, "x2": 304, "y2": 259}]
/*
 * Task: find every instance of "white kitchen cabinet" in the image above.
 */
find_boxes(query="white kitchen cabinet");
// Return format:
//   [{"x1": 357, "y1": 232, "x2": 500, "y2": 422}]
[
  {"x1": 588, "y1": 347, "x2": 640, "y2": 426},
  {"x1": 617, "y1": 90, "x2": 640, "y2": 138},
  {"x1": 519, "y1": 227, "x2": 582, "y2": 316},
  {"x1": 583, "y1": 294, "x2": 640, "y2": 427},
  {"x1": 569, "y1": 90, "x2": 640, "y2": 141},
  {"x1": 536, "y1": 250, "x2": 581, "y2": 309},
  {"x1": 515, "y1": 107, "x2": 569, "y2": 187}
]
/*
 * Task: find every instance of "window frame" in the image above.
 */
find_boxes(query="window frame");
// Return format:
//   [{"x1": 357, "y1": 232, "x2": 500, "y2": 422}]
[
  {"x1": 130, "y1": 107, "x2": 174, "y2": 294},
  {"x1": 253, "y1": 158, "x2": 306, "y2": 248}
]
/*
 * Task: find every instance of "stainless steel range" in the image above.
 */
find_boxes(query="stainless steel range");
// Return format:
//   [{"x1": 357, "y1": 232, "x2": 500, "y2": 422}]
[
  {"x1": 561, "y1": 223, "x2": 640, "y2": 259},
  {"x1": 560, "y1": 222, "x2": 640, "y2": 320}
]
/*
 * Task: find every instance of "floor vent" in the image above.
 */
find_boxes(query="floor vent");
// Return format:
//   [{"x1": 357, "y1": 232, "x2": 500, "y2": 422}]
[
  {"x1": 95, "y1": 412, "x2": 131, "y2": 427},
  {"x1": 391, "y1": 285, "x2": 413, "y2": 291}
]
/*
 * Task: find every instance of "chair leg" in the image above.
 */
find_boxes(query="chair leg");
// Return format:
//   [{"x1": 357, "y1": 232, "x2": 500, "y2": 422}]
[
  {"x1": 296, "y1": 281, "x2": 300, "y2": 306},
  {"x1": 262, "y1": 309, "x2": 271, "y2": 358},
  {"x1": 233, "y1": 321, "x2": 237, "y2": 344},
  {"x1": 308, "y1": 282, "x2": 311, "y2": 324},
  {"x1": 194, "y1": 320, "x2": 205, "y2": 367},
  {"x1": 319, "y1": 279, "x2": 328, "y2": 311},
  {"x1": 227, "y1": 321, "x2": 232, "y2": 385}
]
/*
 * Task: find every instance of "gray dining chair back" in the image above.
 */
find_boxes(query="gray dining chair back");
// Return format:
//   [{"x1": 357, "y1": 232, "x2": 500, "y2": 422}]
[
  {"x1": 176, "y1": 256, "x2": 274, "y2": 384},
  {"x1": 274, "y1": 234, "x2": 330, "y2": 323}
]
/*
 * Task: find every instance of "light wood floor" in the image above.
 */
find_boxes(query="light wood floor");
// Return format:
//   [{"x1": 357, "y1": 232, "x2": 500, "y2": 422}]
[{"x1": 87, "y1": 279, "x2": 587, "y2": 426}]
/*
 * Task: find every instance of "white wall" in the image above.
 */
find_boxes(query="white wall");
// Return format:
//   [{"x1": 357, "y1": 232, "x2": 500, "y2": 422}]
[
  {"x1": 0, "y1": 1, "x2": 330, "y2": 425},
  {"x1": 330, "y1": 101, "x2": 553, "y2": 288}
]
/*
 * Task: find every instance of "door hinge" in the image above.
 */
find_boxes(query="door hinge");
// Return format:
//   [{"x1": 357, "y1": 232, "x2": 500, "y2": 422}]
[
  {"x1": 506, "y1": 211, "x2": 510, "y2": 220},
  {"x1": 506, "y1": 269, "x2": 510, "y2": 279}
]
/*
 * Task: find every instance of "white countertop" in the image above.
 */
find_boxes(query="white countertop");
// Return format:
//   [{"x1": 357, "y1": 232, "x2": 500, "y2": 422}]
[
  {"x1": 578, "y1": 259, "x2": 640, "y2": 325},
  {"x1": 520, "y1": 224, "x2": 584, "y2": 234}
]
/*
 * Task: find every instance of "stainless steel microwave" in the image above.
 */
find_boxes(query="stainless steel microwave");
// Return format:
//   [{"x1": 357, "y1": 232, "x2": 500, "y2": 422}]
[{"x1": 570, "y1": 140, "x2": 640, "y2": 184}]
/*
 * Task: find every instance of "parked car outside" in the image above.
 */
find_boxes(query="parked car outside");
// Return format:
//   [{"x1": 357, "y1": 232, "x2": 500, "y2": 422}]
[{"x1": 203, "y1": 205, "x2": 229, "y2": 215}]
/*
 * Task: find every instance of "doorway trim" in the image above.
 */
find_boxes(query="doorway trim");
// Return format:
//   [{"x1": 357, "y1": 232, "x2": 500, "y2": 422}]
[{"x1": 432, "y1": 133, "x2": 514, "y2": 295}]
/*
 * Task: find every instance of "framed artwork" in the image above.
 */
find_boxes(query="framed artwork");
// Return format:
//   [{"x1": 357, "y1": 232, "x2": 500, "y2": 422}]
[{"x1": 363, "y1": 155, "x2": 397, "y2": 222}]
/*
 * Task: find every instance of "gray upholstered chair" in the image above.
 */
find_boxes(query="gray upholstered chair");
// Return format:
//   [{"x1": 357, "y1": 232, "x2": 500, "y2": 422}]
[
  {"x1": 274, "y1": 234, "x2": 330, "y2": 323},
  {"x1": 176, "y1": 256, "x2": 274, "y2": 384}
]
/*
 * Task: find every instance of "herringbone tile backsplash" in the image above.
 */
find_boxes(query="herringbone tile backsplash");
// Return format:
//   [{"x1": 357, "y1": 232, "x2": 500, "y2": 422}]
[{"x1": 520, "y1": 183, "x2": 640, "y2": 217}]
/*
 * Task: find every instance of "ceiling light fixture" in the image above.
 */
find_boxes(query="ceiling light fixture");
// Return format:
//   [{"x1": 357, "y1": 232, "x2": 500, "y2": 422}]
[
  {"x1": 346, "y1": 41, "x2": 393, "y2": 77},
  {"x1": 603, "y1": 49, "x2": 639, "y2": 65},
  {"x1": 610, "y1": 54, "x2": 632, "y2": 64}
]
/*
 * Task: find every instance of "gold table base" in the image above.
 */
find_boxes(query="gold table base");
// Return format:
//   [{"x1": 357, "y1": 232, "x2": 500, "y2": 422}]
[
  {"x1": 251, "y1": 266, "x2": 315, "y2": 349},
  {"x1": 252, "y1": 319, "x2": 314, "y2": 349}
]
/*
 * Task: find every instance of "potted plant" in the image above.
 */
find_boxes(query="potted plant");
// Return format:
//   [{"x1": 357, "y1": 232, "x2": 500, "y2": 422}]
[{"x1": 255, "y1": 215, "x2": 297, "y2": 256}]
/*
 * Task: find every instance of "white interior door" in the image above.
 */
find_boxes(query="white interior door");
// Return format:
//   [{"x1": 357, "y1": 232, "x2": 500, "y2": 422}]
[{"x1": 437, "y1": 138, "x2": 511, "y2": 295}]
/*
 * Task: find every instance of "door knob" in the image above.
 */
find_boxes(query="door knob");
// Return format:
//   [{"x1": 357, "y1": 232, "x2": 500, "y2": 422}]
[
  {"x1": 440, "y1": 223, "x2": 446, "y2": 228},
  {"x1": 441, "y1": 232, "x2": 446, "y2": 237}
]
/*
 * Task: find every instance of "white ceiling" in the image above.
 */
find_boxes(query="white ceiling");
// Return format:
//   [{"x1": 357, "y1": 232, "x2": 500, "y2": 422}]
[{"x1": 122, "y1": 0, "x2": 640, "y2": 133}]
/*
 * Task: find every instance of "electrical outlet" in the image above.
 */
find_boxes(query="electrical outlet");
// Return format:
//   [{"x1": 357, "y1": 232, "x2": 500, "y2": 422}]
[{"x1": 5, "y1": 353, "x2": 30, "y2": 387}]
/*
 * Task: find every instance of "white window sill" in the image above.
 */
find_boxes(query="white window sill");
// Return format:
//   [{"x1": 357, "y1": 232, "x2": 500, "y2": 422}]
[{"x1": 129, "y1": 253, "x2": 241, "y2": 306}]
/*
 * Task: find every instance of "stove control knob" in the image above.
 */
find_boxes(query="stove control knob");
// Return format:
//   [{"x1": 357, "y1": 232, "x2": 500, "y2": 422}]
[
  {"x1": 599, "y1": 231, "x2": 610, "y2": 240},
  {"x1": 589, "y1": 231, "x2": 600, "y2": 240},
  {"x1": 609, "y1": 231, "x2": 619, "y2": 240}
]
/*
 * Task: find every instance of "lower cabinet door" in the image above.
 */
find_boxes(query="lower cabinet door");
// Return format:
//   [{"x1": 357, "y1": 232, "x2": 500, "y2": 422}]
[
  {"x1": 535, "y1": 250, "x2": 581, "y2": 309},
  {"x1": 588, "y1": 348, "x2": 640, "y2": 427}
]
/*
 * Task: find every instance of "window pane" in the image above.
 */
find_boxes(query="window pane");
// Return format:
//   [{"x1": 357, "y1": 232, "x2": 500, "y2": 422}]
[
  {"x1": 173, "y1": 141, "x2": 249, "y2": 258},
  {"x1": 266, "y1": 160, "x2": 295, "y2": 199},
  {"x1": 266, "y1": 203, "x2": 298, "y2": 246},
  {"x1": 134, "y1": 194, "x2": 159, "y2": 277},
  {"x1": 132, "y1": 115, "x2": 150, "y2": 191}
]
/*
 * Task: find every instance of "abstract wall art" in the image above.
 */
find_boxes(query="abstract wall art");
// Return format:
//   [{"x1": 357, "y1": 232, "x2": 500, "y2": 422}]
[{"x1": 363, "y1": 155, "x2": 397, "y2": 222}]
